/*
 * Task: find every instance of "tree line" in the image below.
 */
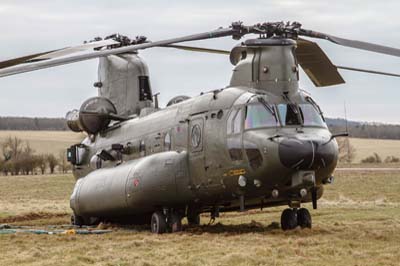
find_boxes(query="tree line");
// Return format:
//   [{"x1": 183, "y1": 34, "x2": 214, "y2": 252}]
[{"x1": 0, "y1": 136, "x2": 70, "y2": 176}]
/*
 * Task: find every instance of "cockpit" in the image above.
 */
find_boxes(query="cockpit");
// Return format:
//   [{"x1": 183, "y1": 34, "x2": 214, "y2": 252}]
[{"x1": 239, "y1": 97, "x2": 327, "y2": 130}]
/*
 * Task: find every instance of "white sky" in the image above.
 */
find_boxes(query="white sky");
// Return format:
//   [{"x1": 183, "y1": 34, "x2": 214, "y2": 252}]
[{"x1": 0, "y1": 0, "x2": 399, "y2": 123}]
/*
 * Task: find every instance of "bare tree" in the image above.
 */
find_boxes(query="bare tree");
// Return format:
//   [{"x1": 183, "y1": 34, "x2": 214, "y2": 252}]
[
  {"x1": 36, "y1": 155, "x2": 47, "y2": 174},
  {"x1": 58, "y1": 150, "x2": 70, "y2": 174},
  {"x1": 47, "y1": 154, "x2": 58, "y2": 174}
]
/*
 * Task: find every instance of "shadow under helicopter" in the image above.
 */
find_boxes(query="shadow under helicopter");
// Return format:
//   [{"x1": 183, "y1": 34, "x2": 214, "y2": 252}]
[{"x1": 105, "y1": 221, "x2": 334, "y2": 236}]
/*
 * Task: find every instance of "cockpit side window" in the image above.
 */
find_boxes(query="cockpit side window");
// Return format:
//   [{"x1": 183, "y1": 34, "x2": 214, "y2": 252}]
[
  {"x1": 277, "y1": 104, "x2": 301, "y2": 126},
  {"x1": 245, "y1": 103, "x2": 278, "y2": 129},
  {"x1": 227, "y1": 108, "x2": 243, "y2": 134}
]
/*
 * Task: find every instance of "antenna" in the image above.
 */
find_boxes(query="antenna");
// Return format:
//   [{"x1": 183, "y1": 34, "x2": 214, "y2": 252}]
[
  {"x1": 343, "y1": 101, "x2": 350, "y2": 163},
  {"x1": 344, "y1": 101, "x2": 349, "y2": 134}
]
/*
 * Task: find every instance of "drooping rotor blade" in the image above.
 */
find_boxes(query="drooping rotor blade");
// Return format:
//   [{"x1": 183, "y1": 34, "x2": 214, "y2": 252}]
[
  {"x1": 0, "y1": 50, "x2": 60, "y2": 69},
  {"x1": 162, "y1": 44, "x2": 230, "y2": 55},
  {"x1": 336, "y1": 65, "x2": 400, "y2": 77},
  {"x1": 296, "y1": 38, "x2": 345, "y2": 87},
  {"x1": 0, "y1": 39, "x2": 120, "y2": 70},
  {"x1": 0, "y1": 27, "x2": 237, "y2": 78},
  {"x1": 32, "y1": 39, "x2": 120, "y2": 61},
  {"x1": 300, "y1": 29, "x2": 400, "y2": 58}
]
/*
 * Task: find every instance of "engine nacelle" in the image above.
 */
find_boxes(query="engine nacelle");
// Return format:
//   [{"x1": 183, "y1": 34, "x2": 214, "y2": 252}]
[{"x1": 66, "y1": 96, "x2": 117, "y2": 135}]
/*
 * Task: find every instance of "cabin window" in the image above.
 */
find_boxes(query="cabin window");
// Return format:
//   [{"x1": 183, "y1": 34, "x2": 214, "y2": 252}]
[
  {"x1": 139, "y1": 140, "x2": 146, "y2": 156},
  {"x1": 227, "y1": 138, "x2": 243, "y2": 161},
  {"x1": 164, "y1": 132, "x2": 171, "y2": 151},
  {"x1": 245, "y1": 103, "x2": 278, "y2": 129},
  {"x1": 139, "y1": 76, "x2": 152, "y2": 101}
]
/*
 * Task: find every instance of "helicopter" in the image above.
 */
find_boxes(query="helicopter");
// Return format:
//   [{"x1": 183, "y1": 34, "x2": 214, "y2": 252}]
[{"x1": 1, "y1": 21, "x2": 400, "y2": 234}]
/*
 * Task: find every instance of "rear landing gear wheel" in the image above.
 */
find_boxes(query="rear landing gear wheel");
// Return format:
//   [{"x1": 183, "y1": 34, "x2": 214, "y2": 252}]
[
  {"x1": 280, "y1": 208, "x2": 298, "y2": 231},
  {"x1": 151, "y1": 211, "x2": 167, "y2": 234},
  {"x1": 297, "y1": 208, "x2": 312, "y2": 229}
]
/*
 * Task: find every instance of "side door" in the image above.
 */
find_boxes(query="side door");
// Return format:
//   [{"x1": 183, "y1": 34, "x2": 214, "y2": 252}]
[{"x1": 188, "y1": 114, "x2": 205, "y2": 188}]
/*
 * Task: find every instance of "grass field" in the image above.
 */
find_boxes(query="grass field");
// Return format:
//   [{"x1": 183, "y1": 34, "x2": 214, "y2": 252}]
[
  {"x1": 0, "y1": 130, "x2": 84, "y2": 157},
  {"x1": 0, "y1": 170, "x2": 399, "y2": 266},
  {"x1": 350, "y1": 138, "x2": 400, "y2": 162}
]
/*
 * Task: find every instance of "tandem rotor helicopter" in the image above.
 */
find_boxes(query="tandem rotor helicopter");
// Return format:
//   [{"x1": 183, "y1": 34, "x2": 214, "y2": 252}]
[{"x1": 1, "y1": 21, "x2": 400, "y2": 233}]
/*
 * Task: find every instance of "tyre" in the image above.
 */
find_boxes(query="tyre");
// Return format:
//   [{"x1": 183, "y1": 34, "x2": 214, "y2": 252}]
[
  {"x1": 297, "y1": 208, "x2": 312, "y2": 229},
  {"x1": 151, "y1": 211, "x2": 167, "y2": 234},
  {"x1": 170, "y1": 213, "x2": 183, "y2": 232},
  {"x1": 187, "y1": 212, "x2": 200, "y2": 226},
  {"x1": 280, "y1": 208, "x2": 298, "y2": 230}
]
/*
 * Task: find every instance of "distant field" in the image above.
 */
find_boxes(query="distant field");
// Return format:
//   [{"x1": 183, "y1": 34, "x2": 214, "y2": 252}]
[
  {"x1": 0, "y1": 130, "x2": 84, "y2": 156},
  {"x1": 0, "y1": 171, "x2": 399, "y2": 266},
  {"x1": 0, "y1": 130, "x2": 399, "y2": 163},
  {"x1": 350, "y1": 138, "x2": 400, "y2": 162}
]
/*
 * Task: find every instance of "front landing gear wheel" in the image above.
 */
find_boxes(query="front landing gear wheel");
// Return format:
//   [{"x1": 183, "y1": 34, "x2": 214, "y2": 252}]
[
  {"x1": 151, "y1": 211, "x2": 167, "y2": 234},
  {"x1": 297, "y1": 208, "x2": 312, "y2": 229},
  {"x1": 281, "y1": 208, "x2": 298, "y2": 230},
  {"x1": 170, "y1": 213, "x2": 183, "y2": 233}
]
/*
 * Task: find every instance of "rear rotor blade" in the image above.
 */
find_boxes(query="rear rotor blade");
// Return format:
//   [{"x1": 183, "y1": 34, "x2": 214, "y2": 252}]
[
  {"x1": 0, "y1": 39, "x2": 119, "y2": 71},
  {"x1": 0, "y1": 27, "x2": 235, "y2": 78},
  {"x1": 296, "y1": 38, "x2": 345, "y2": 87},
  {"x1": 32, "y1": 39, "x2": 120, "y2": 61},
  {"x1": 0, "y1": 50, "x2": 60, "y2": 69}
]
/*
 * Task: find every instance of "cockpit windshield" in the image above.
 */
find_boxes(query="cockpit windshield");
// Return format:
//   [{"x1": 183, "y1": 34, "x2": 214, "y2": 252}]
[
  {"x1": 277, "y1": 104, "x2": 301, "y2": 126},
  {"x1": 245, "y1": 103, "x2": 278, "y2": 129},
  {"x1": 277, "y1": 103, "x2": 326, "y2": 128},
  {"x1": 298, "y1": 103, "x2": 327, "y2": 128}
]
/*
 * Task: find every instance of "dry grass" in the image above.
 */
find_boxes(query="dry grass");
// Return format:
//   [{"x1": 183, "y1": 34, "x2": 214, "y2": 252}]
[
  {"x1": 0, "y1": 171, "x2": 400, "y2": 266},
  {"x1": 0, "y1": 130, "x2": 84, "y2": 156},
  {"x1": 350, "y1": 137, "x2": 400, "y2": 163}
]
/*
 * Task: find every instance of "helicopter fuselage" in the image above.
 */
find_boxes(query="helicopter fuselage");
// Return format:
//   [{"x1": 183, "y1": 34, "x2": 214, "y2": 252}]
[{"x1": 70, "y1": 86, "x2": 338, "y2": 221}]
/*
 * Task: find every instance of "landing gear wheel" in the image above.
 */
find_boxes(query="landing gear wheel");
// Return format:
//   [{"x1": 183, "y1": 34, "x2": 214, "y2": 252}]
[
  {"x1": 281, "y1": 208, "x2": 298, "y2": 231},
  {"x1": 297, "y1": 208, "x2": 312, "y2": 229},
  {"x1": 170, "y1": 213, "x2": 183, "y2": 233},
  {"x1": 71, "y1": 214, "x2": 84, "y2": 227},
  {"x1": 187, "y1": 211, "x2": 200, "y2": 226},
  {"x1": 151, "y1": 211, "x2": 167, "y2": 234}
]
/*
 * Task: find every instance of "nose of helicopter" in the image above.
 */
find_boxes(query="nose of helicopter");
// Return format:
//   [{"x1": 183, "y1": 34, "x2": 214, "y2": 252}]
[{"x1": 278, "y1": 137, "x2": 337, "y2": 170}]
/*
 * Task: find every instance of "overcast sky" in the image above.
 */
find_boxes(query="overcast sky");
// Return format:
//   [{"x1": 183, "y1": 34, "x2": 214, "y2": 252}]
[{"x1": 0, "y1": 0, "x2": 399, "y2": 123}]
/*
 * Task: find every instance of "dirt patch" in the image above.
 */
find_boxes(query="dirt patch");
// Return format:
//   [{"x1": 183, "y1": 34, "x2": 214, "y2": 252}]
[{"x1": 0, "y1": 212, "x2": 69, "y2": 224}]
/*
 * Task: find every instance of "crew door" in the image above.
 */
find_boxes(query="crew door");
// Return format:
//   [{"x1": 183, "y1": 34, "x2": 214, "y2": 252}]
[{"x1": 188, "y1": 115, "x2": 206, "y2": 188}]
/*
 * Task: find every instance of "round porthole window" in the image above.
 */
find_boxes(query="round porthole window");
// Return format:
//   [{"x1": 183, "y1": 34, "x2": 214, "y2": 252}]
[{"x1": 191, "y1": 124, "x2": 201, "y2": 148}]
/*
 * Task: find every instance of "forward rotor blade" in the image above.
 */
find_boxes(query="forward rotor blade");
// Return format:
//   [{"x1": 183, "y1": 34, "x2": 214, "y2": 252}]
[
  {"x1": 301, "y1": 30, "x2": 400, "y2": 57},
  {"x1": 162, "y1": 44, "x2": 230, "y2": 55},
  {"x1": 296, "y1": 38, "x2": 345, "y2": 87},
  {"x1": 336, "y1": 65, "x2": 400, "y2": 77},
  {"x1": 0, "y1": 27, "x2": 235, "y2": 78}
]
